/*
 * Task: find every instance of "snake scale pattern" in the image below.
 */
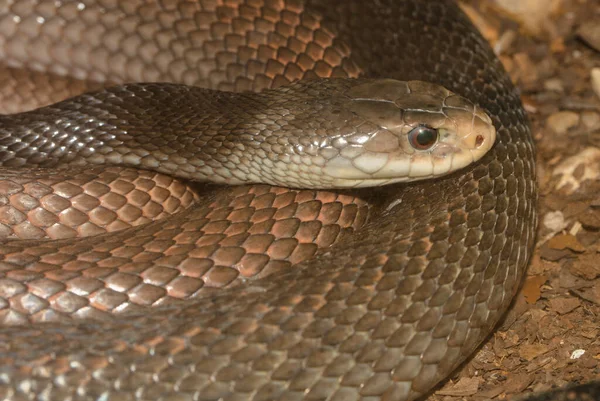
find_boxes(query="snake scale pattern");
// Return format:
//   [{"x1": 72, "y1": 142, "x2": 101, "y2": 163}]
[{"x1": 0, "y1": 0, "x2": 536, "y2": 400}]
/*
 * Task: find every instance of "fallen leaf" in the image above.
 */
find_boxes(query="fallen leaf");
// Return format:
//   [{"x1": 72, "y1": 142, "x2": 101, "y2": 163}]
[
  {"x1": 520, "y1": 343, "x2": 551, "y2": 361},
  {"x1": 522, "y1": 275, "x2": 547, "y2": 304},
  {"x1": 548, "y1": 234, "x2": 586, "y2": 252},
  {"x1": 539, "y1": 242, "x2": 573, "y2": 261}
]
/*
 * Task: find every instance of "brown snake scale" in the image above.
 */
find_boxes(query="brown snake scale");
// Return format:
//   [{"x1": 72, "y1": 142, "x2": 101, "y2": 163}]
[
  {"x1": 0, "y1": 167, "x2": 199, "y2": 239},
  {"x1": 0, "y1": 1, "x2": 537, "y2": 400}
]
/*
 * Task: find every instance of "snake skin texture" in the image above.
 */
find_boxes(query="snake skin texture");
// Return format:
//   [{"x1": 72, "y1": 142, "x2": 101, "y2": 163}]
[
  {"x1": 0, "y1": 78, "x2": 496, "y2": 188},
  {"x1": 0, "y1": 167, "x2": 199, "y2": 239},
  {"x1": 0, "y1": 1, "x2": 536, "y2": 400}
]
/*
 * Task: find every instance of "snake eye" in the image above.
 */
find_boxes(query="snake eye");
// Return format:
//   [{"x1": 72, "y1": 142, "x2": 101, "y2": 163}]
[{"x1": 408, "y1": 125, "x2": 439, "y2": 150}]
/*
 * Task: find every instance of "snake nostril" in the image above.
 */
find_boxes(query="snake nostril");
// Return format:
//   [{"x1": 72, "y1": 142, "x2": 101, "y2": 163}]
[{"x1": 475, "y1": 135, "x2": 484, "y2": 148}]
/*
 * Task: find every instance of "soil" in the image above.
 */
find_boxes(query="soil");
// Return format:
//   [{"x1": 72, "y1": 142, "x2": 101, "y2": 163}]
[{"x1": 424, "y1": 1, "x2": 600, "y2": 400}]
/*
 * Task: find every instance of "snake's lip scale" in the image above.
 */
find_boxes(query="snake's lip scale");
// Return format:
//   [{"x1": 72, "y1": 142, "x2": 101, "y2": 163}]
[{"x1": 320, "y1": 119, "x2": 496, "y2": 187}]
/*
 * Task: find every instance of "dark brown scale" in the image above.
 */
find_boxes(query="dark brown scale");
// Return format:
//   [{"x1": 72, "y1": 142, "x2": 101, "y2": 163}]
[{"x1": 0, "y1": 1, "x2": 537, "y2": 401}]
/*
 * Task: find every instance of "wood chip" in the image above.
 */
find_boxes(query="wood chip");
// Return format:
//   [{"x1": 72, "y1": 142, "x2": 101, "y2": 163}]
[
  {"x1": 435, "y1": 377, "x2": 482, "y2": 397},
  {"x1": 569, "y1": 253, "x2": 600, "y2": 280},
  {"x1": 502, "y1": 373, "x2": 535, "y2": 394},
  {"x1": 539, "y1": 242, "x2": 573, "y2": 261},
  {"x1": 546, "y1": 111, "x2": 580, "y2": 134},
  {"x1": 572, "y1": 284, "x2": 600, "y2": 306},
  {"x1": 578, "y1": 21, "x2": 600, "y2": 53},
  {"x1": 592, "y1": 68, "x2": 600, "y2": 100},
  {"x1": 547, "y1": 234, "x2": 586, "y2": 252},
  {"x1": 579, "y1": 209, "x2": 600, "y2": 229},
  {"x1": 519, "y1": 343, "x2": 552, "y2": 361},
  {"x1": 522, "y1": 275, "x2": 548, "y2": 304},
  {"x1": 548, "y1": 297, "x2": 581, "y2": 315}
]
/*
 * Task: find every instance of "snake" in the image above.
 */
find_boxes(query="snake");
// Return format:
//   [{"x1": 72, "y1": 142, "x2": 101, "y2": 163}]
[{"x1": 0, "y1": 0, "x2": 537, "y2": 400}]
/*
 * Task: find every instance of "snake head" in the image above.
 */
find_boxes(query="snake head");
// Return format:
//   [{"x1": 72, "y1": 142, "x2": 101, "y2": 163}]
[{"x1": 316, "y1": 79, "x2": 496, "y2": 188}]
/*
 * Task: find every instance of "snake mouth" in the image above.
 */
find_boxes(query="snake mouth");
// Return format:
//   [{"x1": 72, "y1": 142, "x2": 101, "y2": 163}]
[
  {"x1": 322, "y1": 151, "x2": 473, "y2": 187},
  {"x1": 320, "y1": 120, "x2": 495, "y2": 187},
  {"x1": 330, "y1": 176, "x2": 412, "y2": 188}
]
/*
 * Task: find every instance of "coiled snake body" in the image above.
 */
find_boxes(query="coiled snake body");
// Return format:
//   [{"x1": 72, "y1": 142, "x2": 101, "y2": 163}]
[{"x1": 0, "y1": 1, "x2": 536, "y2": 400}]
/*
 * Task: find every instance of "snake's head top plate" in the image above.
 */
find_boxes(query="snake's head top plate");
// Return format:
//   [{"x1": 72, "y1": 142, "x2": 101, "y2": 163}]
[{"x1": 319, "y1": 79, "x2": 496, "y2": 188}]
